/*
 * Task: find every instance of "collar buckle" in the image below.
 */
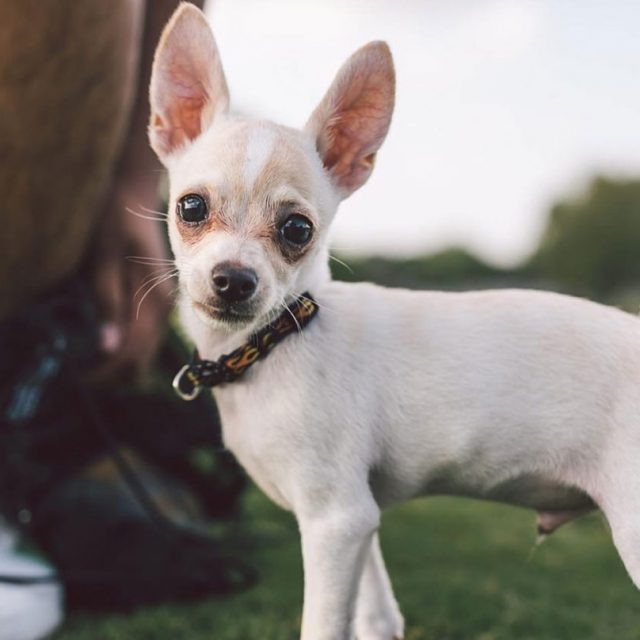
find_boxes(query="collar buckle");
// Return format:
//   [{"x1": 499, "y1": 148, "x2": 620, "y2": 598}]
[{"x1": 172, "y1": 364, "x2": 202, "y2": 401}]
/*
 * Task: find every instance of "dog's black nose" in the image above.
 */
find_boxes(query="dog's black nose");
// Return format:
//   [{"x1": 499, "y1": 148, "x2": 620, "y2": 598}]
[{"x1": 211, "y1": 263, "x2": 258, "y2": 303}]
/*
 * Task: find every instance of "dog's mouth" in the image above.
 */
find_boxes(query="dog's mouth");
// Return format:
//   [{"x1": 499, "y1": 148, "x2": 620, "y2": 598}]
[{"x1": 193, "y1": 300, "x2": 257, "y2": 326}]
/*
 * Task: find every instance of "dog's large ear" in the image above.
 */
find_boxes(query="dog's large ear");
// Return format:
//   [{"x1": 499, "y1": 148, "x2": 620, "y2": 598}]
[
  {"x1": 305, "y1": 42, "x2": 395, "y2": 198},
  {"x1": 149, "y1": 3, "x2": 229, "y2": 164}
]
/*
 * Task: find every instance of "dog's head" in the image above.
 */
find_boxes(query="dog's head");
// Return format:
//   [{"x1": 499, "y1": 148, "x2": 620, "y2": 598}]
[{"x1": 149, "y1": 4, "x2": 395, "y2": 332}]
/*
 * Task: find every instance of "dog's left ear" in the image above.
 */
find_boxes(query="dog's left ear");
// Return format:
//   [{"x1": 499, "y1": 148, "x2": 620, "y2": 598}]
[
  {"x1": 305, "y1": 41, "x2": 395, "y2": 199},
  {"x1": 149, "y1": 3, "x2": 229, "y2": 165}
]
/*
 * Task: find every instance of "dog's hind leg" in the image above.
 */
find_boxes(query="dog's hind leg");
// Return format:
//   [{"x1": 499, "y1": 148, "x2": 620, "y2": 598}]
[
  {"x1": 593, "y1": 396, "x2": 640, "y2": 590},
  {"x1": 354, "y1": 533, "x2": 404, "y2": 640},
  {"x1": 602, "y1": 505, "x2": 640, "y2": 589},
  {"x1": 597, "y1": 448, "x2": 640, "y2": 589}
]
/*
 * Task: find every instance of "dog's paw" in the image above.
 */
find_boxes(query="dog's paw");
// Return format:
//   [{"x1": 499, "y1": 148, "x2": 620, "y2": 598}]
[{"x1": 355, "y1": 611, "x2": 405, "y2": 640}]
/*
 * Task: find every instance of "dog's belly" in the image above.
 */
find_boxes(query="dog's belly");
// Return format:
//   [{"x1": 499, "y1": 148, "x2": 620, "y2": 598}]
[
  {"x1": 468, "y1": 473, "x2": 594, "y2": 512},
  {"x1": 464, "y1": 477, "x2": 595, "y2": 534},
  {"x1": 457, "y1": 474, "x2": 596, "y2": 533},
  {"x1": 371, "y1": 466, "x2": 595, "y2": 517}
]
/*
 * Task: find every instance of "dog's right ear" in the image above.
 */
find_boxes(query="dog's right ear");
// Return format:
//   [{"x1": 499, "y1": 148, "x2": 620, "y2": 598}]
[
  {"x1": 149, "y1": 3, "x2": 229, "y2": 165},
  {"x1": 305, "y1": 41, "x2": 395, "y2": 199}
]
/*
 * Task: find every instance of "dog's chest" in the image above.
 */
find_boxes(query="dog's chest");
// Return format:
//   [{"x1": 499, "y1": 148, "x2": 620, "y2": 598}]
[{"x1": 212, "y1": 384, "x2": 295, "y2": 510}]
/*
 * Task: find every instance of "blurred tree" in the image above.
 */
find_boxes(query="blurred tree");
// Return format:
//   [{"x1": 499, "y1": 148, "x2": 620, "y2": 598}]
[
  {"x1": 532, "y1": 177, "x2": 640, "y2": 299},
  {"x1": 332, "y1": 247, "x2": 529, "y2": 290},
  {"x1": 333, "y1": 176, "x2": 640, "y2": 307}
]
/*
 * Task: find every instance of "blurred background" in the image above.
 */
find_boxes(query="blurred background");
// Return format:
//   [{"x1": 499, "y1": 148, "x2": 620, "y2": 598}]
[
  {"x1": 209, "y1": 0, "x2": 640, "y2": 308},
  {"x1": 1, "y1": 1, "x2": 639, "y2": 639}
]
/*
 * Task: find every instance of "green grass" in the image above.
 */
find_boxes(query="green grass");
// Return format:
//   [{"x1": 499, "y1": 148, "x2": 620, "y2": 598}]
[{"x1": 54, "y1": 488, "x2": 640, "y2": 640}]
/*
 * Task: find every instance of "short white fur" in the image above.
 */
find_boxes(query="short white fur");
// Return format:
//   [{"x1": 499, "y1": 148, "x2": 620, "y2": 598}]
[
  {"x1": 149, "y1": 5, "x2": 640, "y2": 639},
  {"x1": 242, "y1": 126, "x2": 277, "y2": 192}
]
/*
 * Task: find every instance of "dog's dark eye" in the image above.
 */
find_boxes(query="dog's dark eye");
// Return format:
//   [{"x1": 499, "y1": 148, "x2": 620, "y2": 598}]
[
  {"x1": 279, "y1": 214, "x2": 313, "y2": 245},
  {"x1": 177, "y1": 194, "x2": 207, "y2": 223}
]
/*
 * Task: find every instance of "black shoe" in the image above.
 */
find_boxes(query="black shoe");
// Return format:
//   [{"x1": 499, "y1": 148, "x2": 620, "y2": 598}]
[{"x1": 30, "y1": 455, "x2": 256, "y2": 612}]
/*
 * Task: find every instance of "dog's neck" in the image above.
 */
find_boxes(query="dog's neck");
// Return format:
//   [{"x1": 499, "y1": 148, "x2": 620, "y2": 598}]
[
  {"x1": 179, "y1": 253, "x2": 331, "y2": 361},
  {"x1": 180, "y1": 302, "x2": 255, "y2": 362}
]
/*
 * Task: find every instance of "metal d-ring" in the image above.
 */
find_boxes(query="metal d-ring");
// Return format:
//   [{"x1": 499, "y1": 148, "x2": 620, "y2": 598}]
[{"x1": 172, "y1": 364, "x2": 202, "y2": 401}]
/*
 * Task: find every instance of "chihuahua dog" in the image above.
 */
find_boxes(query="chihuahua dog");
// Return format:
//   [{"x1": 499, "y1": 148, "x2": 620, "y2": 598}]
[{"x1": 149, "y1": 5, "x2": 640, "y2": 639}]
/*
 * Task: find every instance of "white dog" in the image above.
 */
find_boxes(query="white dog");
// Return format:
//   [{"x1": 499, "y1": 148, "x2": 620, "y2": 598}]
[{"x1": 148, "y1": 5, "x2": 640, "y2": 638}]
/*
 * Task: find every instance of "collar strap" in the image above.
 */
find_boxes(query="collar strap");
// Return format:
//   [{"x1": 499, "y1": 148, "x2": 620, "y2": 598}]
[{"x1": 173, "y1": 293, "x2": 318, "y2": 400}]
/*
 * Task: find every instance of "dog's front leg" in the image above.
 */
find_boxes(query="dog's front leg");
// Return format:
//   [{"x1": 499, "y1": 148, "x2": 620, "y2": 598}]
[
  {"x1": 298, "y1": 495, "x2": 380, "y2": 640},
  {"x1": 354, "y1": 533, "x2": 404, "y2": 640}
]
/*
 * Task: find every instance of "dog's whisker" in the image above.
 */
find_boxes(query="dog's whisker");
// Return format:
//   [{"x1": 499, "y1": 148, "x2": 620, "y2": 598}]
[
  {"x1": 298, "y1": 294, "x2": 339, "y2": 318},
  {"x1": 136, "y1": 266, "x2": 178, "y2": 286},
  {"x1": 126, "y1": 255, "x2": 177, "y2": 266},
  {"x1": 329, "y1": 254, "x2": 354, "y2": 274},
  {"x1": 125, "y1": 206, "x2": 167, "y2": 222},
  {"x1": 134, "y1": 268, "x2": 178, "y2": 300},
  {"x1": 263, "y1": 304, "x2": 278, "y2": 327},
  {"x1": 328, "y1": 244, "x2": 364, "y2": 252},
  {"x1": 135, "y1": 271, "x2": 179, "y2": 319},
  {"x1": 126, "y1": 254, "x2": 175, "y2": 262},
  {"x1": 139, "y1": 205, "x2": 169, "y2": 217},
  {"x1": 281, "y1": 298, "x2": 303, "y2": 335}
]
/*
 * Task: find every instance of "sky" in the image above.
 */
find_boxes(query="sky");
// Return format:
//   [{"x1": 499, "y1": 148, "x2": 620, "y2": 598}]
[{"x1": 206, "y1": 0, "x2": 640, "y2": 266}]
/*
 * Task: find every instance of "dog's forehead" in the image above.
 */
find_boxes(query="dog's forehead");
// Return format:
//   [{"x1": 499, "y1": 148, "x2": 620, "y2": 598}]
[{"x1": 173, "y1": 119, "x2": 318, "y2": 205}]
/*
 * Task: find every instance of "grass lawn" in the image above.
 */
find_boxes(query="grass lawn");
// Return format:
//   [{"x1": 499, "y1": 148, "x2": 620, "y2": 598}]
[{"x1": 54, "y1": 487, "x2": 640, "y2": 640}]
